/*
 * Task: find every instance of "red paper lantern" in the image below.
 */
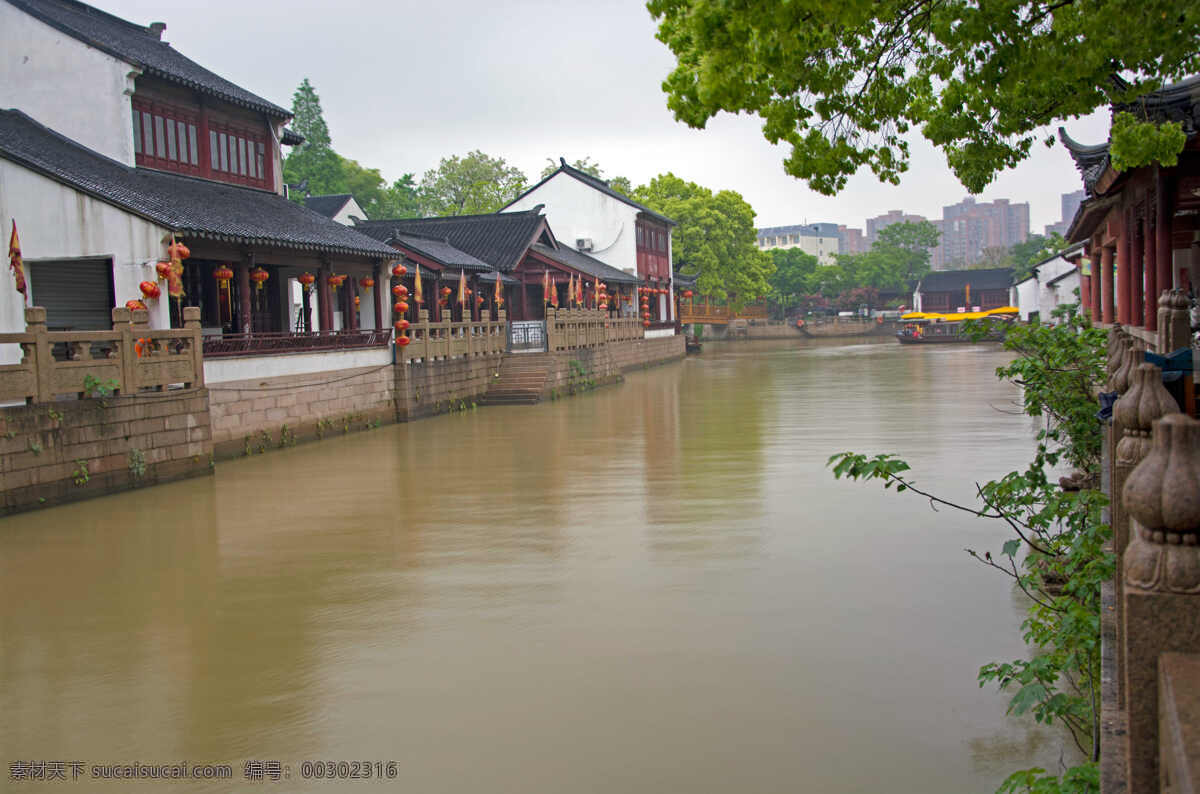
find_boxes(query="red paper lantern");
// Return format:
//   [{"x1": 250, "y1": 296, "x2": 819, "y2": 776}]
[
  {"x1": 392, "y1": 263, "x2": 408, "y2": 278},
  {"x1": 125, "y1": 299, "x2": 146, "y2": 311},
  {"x1": 394, "y1": 319, "x2": 410, "y2": 331},
  {"x1": 397, "y1": 335, "x2": 411, "y2": 347},
  {"x1": 359, "y1": 277, "x2": 375, "y2": 290},
  {"x1": 642, "y1": 311, "x2": 651, "y2": 320},
  {"x1": 643, "y1": 320, "x2": 651, "y2": 328},
  {"x1": 213, "y1": 265, "x2": 234, "y2": 286},
  {"x1": 396, "y1": 284, "x2": 409, "y2": 297},
  {"x1": 354, "y1": 296, "x2": 360, "y2": 307},
  {"x1": 328, "y1": 274, "x2": 346, "y2": 290},
  {"x1": 683, "y1": 290, "x2": 693, "y2": 298},
  {"x1": 395, "y1": 301, "x2": 409, "y2": 313},
  {"x1": 250, "y1": 266, "x2": 269, "y2": 290},
  {"x1": 440, "y1": 286, "x2": 452, "y2": 297},
  {"x1": 167, "y1": 241, "x2": 190, "y2": 260},
  {"x1": 298, "y1": 272, "x2": 316, "y2": 289},
  {"x1": 139, "y1": 280, "x2": 161, "y2": 299},
  {"x1": 155, "y1": 261, "x2": 171, "y2": 281}
]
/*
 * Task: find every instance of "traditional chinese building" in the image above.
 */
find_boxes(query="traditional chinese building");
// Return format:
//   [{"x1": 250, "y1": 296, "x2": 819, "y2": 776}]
[
  {"x1": 0, "y1": 0, "x2": 396, "y2": 360},
  {"x1": 1062, "y1": 74, "x2": 1200, "y2": 342},
  {"x1": 912, "y1": 267, "x2": 1013, "y2": 313},
  {"x1": 501, "y1": 159, "x2": 677, "y2": 331}
]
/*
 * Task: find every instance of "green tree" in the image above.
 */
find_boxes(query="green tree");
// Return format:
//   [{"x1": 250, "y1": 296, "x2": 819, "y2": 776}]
[
  {"x1": 647, "y1": 0, "x2": 1200, "y2": 194},
  {"x1": 419, "y1": 150, "x2": 528, "y2": 216},
  {"x1": 366, "y1": 174, "x2": 421, "y2": 219},
  {"x1": 633, "y1": 173, "x2": 773, "y2": 306},
  {"x1": 282, "y1": 79, "x2": 342, "y2": 199},
  {"x1": 541, "y1": 157, "x2": 632, "y2": 195},
  {"x1": 769, "y1": 247, "x2": 819, "y2": 297},
  {"x1": 1008, "y1": 233, "x2": 1069, "y2": 281},
  {"x1": 870, "y1": 220, "x2": 939, "y2": 288}
]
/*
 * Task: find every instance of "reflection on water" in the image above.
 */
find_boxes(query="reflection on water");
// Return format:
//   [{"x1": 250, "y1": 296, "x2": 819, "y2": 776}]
[{"x1": 2, "y1": 338, "x2": 1073, "y2": 792}]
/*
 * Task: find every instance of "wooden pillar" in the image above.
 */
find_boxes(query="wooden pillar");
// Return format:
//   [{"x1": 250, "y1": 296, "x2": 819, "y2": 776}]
[
  {"x1": 1156, "y1": 169, "x2": 1173, "y2": 296},
  {"x1": 1118, "y1": 212, "x2": 1133, "y2": 325},
  {"x1": 346, "y1": 276, "x2": 359, "y2": 330},
  {"x1": 1101, "y1": 246, "x2": 1115, "y2": 324},
  {"x1": 1092, "y1": 241, "x2": 1103, "y2": 321},
  {"x1": 237, "y1": 253, "x2": 253, "y2": 334},
  {"x1": 521, "y1": 274, "x2": 529, "y2": 322},
  {"x1": 374, "y1": 261, "x2": 385, "y2": 331},
  {"x1": 318, "y1": 260, "x2": 332, "y2": 332},
  {"x1": 471, "y1": 274, "x2": 480, "y2": 321},
  {"x1": 1144, "y1": 212, "x2": 1158, "y2": 331},
  {"x1": 1080, "y1": 255, "x2": 1089, "y2": 321},
  {"x1": 1132, "y1": 212, "x2": 1145, "y2": 328}
]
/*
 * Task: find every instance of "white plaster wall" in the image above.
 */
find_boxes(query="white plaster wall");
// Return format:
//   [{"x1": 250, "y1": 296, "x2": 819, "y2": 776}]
[
  {"x1": 758, "y1": 234, "x2": 840, "y2": 265},
  {"x1": 505, "y1": 173, "x2": 638, "y2": 274},
  {"x1": 1014, "y1": 278, "x2": 1039, "y2": 321},
  {"x1": 0, "y1": 2, "x2": 139, "y2": 165},
  {"x1": 332, "y1": 197, "x2": 367, "y2": 226},
  {"x1": 1042, "y1": 272, "x2": 1080, "y2": 323},
  {"x1": 204, "y1": 346, "x2": 392, "y2": 383},
  {"x1": 0, "y1": 160, "x2": 170, "y2": 362}
]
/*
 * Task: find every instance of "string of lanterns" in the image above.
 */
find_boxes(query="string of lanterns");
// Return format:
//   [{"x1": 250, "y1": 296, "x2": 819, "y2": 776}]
[{"x1": 392, "y1": 261, "x2": 411, "y2": 347}]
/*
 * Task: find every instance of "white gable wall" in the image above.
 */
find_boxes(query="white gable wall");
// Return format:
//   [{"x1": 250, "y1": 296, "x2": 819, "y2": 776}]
[
  {"x1": 505, "y1": 173, "x2": 639, "y2": 276},
  {"x1": 0, "y1": 2, "x2": 140, "y2": 165},
  {"x1": 332, "y1": 196, "x2": 367, "y2": 226},
  {"x1": 0, "y1": 159, "x2": 170, "y2": 361},
  {"x1": 1013, "y1": 277, "x2": 1038, "y2": 321}
]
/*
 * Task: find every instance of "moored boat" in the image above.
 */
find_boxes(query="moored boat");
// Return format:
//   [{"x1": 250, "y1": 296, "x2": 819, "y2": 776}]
[
  {"x1": 895, "y1": 307, "x2": 1017, "y2": 344},
  {"x1": 797, "y1": 317, "x2": 890, "y2": 338}
]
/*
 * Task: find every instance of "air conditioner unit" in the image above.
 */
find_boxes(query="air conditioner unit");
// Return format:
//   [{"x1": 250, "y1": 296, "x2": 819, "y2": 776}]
[{"x1": 576, "y1": 238, "x2": 594, "y2": 252}]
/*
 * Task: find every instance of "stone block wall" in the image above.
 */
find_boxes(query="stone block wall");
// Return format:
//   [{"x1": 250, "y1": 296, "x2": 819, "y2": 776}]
[
  {"x1": 208, "y1": 364, "x2": 395, "y2": 459},
  {"x1": 544, "y1": 335, "x2": 686, "y2": 394},
  {"x1": 394, "y1": 354, "x2": 500, "y2": 420},
  {"x1": 0, "y1": 389, "x2": 212, "y2": 514}
]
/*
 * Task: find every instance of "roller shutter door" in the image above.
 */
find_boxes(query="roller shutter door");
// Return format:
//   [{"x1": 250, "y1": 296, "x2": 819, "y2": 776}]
[{"x1": 28, "y1": 259, "x2": 114, "y2": 330}]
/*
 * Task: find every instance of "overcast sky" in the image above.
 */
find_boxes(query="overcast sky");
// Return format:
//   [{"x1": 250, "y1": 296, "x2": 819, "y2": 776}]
[{"x1": 101, "y1": 0, "x2": 1112, "y2": 233}]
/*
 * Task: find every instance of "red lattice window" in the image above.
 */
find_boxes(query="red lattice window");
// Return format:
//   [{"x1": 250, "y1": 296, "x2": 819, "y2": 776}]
[{"x1": 132, "y1": 98, "x2": 200, "y2": 176}]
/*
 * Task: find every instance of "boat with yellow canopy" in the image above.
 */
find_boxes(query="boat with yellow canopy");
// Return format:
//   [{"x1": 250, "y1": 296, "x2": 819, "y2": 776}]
[{"x1": 896, "y1": 307, "x2": 1018, "y2": 344}]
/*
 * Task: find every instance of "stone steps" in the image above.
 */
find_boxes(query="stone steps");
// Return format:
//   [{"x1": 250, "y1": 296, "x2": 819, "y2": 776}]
[{"x1": 481, "y1": 353, "x2": 553, "y2": 406}]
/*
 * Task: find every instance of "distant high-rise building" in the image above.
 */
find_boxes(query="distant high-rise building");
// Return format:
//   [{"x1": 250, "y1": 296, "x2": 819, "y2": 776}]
[
  {"x1": 838, "y1": 225, "x2": 867, "y2": 255},
  {"x1": 1043, "y1": 189, "x2": 1086, "y2": 238},
  {"x1": 756, "y1": 222, "x2": 841, "y2": 265},
  {"x1": 938, "y1": 196, "x2": 1029, "y2": 268},
  {"x1": 866, "y1": 210, "x2": 927, "y2": 246}
]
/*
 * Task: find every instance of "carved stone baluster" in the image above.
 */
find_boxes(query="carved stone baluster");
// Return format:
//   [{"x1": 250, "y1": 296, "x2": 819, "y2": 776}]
[
  {"x1": 1113, "y1": 363, "x2": 1181, "y2": 706},
  {"x1": 1108, "y1": 327, "x2": 1129, "y2": 390},
  {"x1": 1163, "y1": 289, "x2": 1191, "y2": 354},
  {"x1": 1121, "y1": 413, "x2": 1200, "y2": 793}
]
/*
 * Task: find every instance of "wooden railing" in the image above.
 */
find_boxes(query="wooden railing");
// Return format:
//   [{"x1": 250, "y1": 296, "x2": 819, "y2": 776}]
[
  {"x1": 0, "y1": 306, "x2": 203, "y2": 404},
  {"x1": 397, "y1": 309, "x2": 507, "y2": 363},
  {"x1": 679, "y1": 300, "x2": 731, "y2": 325},
  {"x1": 545, "y1": 309, "x2": 643, "y2": 352},
  {"x1": 203, "y1": 328, "x2": 392, "y2": 357}
]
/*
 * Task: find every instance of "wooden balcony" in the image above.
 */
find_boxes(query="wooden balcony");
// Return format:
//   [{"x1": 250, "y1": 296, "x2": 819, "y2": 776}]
[{"x1": 202, "y1": 328, "x2": 392, "y2": 358}]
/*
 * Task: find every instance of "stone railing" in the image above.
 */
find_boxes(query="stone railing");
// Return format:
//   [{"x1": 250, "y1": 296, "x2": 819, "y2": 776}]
[
  {"x1": 545, "y1": 309, "x2": 642, "y2": 351},
  {"x1": 397, "y1": 309, "x2": 507, "y2": 363},
  {"x1": 1100, "y1": 290, "x2": 1200, "y2": 794},
  {"x1": 0, "y1": 306, "x2": 203, "y2": 404}
]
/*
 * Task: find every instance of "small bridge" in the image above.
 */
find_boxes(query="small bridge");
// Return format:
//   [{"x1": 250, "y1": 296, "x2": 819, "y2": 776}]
[{"x1": 678, "y1": 299, "x2": 767, "y2": 326}]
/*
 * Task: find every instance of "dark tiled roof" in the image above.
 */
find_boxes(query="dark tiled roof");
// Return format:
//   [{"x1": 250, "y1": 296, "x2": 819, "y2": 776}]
[
  {"x1": 673, "y1": 271, "x2": 698, "y2": 287},
  {"x1": 0, "y1": 110, "x2": 396, "y2": 259},
  {"x1": 1058, "y1": 128, "x2": 1110, "y2": 195},
  {"x1": 503, "y1": 158, "x2": 676, "y2": 226},
  {"x1": 281, "y1": 127, "x2": 305, "y2": 146},
  {"x1": 304, "y1": 194, "x2": 354, "y2": 218},
  {"x1": 919, "y1": 267, "x2": 1013, "y2": 293},
  {"x1": 355, "y1": 210, "x2": 546, "y2": 272},
  {"x1": 6, "y1": 0, "x2": 290, "y2": 118},
  {"x1": 393, "y1": 233, "x2": 492, "y2": 272},
  {"x1": 531, "y1": 243, "x2": 639, "y2": 284}
]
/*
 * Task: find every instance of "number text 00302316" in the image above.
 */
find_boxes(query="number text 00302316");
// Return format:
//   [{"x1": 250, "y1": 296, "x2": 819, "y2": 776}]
[{"x1": 299, "y1": 760, "x2": 398, "y2": 780}]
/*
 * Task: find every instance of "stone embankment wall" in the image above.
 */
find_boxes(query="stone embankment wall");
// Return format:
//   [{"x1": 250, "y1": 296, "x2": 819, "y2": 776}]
[
  {"x1": 207, "y1": 363, "x2": 395, "y2": 459},
  {"x1": 544, "y1": 335, "x2": 685, "y2": 393},
  {"x1": 0, "y1": 388, "x2": 211, "y2": 514},
  {"x1": 394, "y1": 355, "x2": 500, "y2": 421}
]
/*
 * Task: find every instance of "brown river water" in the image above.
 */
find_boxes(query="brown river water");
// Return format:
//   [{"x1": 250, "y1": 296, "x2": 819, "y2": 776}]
[{"x1": 1, "y1": 338, "x2": 1074, "y2": 792}]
